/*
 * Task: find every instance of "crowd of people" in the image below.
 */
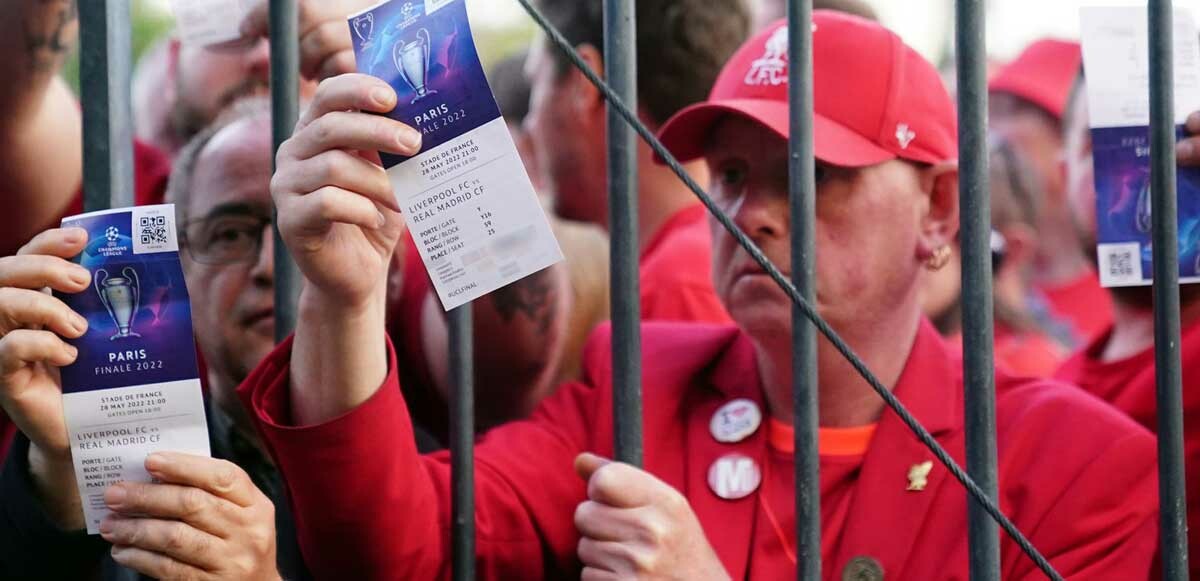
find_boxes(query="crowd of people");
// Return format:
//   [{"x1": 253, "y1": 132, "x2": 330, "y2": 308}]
[{"x1": 0, "y1": 0, "x2": 1198, "y2": 579}]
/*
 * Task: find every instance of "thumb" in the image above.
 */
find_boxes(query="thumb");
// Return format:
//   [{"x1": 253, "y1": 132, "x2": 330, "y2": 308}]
[{"x1": 574, "y1": 452, "x2": 610, "y2": 482}]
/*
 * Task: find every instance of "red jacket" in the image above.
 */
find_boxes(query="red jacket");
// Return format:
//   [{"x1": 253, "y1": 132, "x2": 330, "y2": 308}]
[{"x1": 240, "y1": 320, "x2": 1157, "y2": 580}]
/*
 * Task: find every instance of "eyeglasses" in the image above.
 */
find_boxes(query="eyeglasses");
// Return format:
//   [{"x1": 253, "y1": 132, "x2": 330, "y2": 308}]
[{"x1": 181, "y1": 213, "x2": 273, "y2": 265}]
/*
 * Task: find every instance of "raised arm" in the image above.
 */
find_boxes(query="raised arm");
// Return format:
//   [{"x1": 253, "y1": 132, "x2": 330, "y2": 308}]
[{"x1": 0, "y1": 0, "x2": 84, "y2": 256}]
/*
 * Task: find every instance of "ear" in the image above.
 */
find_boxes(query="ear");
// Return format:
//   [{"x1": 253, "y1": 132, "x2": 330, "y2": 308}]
[
  {"x1": 996, "y1": 222, "x2": 1036, "y2": 276},
  {"x1": 569, "y1": 44, "x2": 606, "y2": 118},
  {"x1": 916, "y1": 161, "x2": 960, "y2": 261}
]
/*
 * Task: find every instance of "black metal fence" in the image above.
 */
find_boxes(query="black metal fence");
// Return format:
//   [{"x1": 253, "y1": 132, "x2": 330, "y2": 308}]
[{"x1": 76, "y1": 0, "x2": 1190, "y2": 578}]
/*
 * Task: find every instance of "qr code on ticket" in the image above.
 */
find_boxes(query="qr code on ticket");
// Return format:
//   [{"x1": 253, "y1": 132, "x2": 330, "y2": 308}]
[
  {"x1": 132, "y1": 206, "x2": 178, "y2": 255},
  {"x1": 1098, "y1": 242, "x2": 1144, "y2": 286}
]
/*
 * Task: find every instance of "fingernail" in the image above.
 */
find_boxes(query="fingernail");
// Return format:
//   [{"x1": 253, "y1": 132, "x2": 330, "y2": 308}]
[
  {"x1": 145, "y1": 453, "x2": 167, "y2": 472},
  {"x1": 71, "y1": 314, "x2": 87, "y2": 335},
  {"x1": 1190, "y1": 111, "x2": 1200, "y2": 126},
  {"x1": 65, "y1": 228, "x2": 86, "y2": 243},
  {"x1": 372, "y1": 87, "x2": 395, "y2": 108},
  {"x1": 63, "y1": 344, "x2": 78, "y2": 360},
  {"x1": 1179, "y1": 141, "x2": 1194, "y2": 158},
  {"x1": 98, "y1": 517, "x2": 115, "y2": 535},
  {"x1": 397, "y1": 128, "x2": 422, "y2": 150},
  {"x1": 105, "y1": 484, "x2": 127, "y2": 508},
  {"x1": 377, "y1": 211, "x2": 387, "y2": 228}
]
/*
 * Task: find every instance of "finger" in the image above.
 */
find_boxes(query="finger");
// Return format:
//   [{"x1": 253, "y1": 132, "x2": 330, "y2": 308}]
[
  {"x1": 101, "y1": 515, "x2": 224, "y2": 571},
  {"x1": 17, "y1": 227, "x2": 89, "y2": 259},
  {"x1": 0, "y1": 329, "x2": 77, "y2": 375},
  {"x1": 581, "y1": 567, "x2": 621, "y2": 581},
  {"x1": 273, "y1": 149, "x2": 396, "y2": 213},
  {"x1": 145, "y1": 452, "x2": 264, "y2": 507},
  {"x1": 574, "y1": 500, "x2": 643, "y2": 542},
  {"x1": 1187, "y1": 110, "x2": 1200, "y2": 136},
  {"x1": 110, "y1": 545, "x2": 212, "y2": 581},
  {"x1": 575, "y1": 452, "x2": 611, "y2": 481},
  {"x1": 0, "y1": 255, "x2": 91, "y2": 294},
  {"x1": 105, "y1": 481, "x2": 239, "y2": 536},
  {"x1": 0, "y1": 288, "x2": 88, "y2": 338},
  {"x1": 300, "y1": 20, "x2": 353, "y2": 80},
  {"x1": 587, "y1": 461, "x2": 685, "y2": 510},
  {"x1": 577, "y1": 537, "x2": 641, "y2": 576},
  {"x1": 295, "y1": 74, "x2": 399, "y2": 130},
  {"x1": 239, "y1": 0, "x2": 269, "y2": 39},
  {"x1": 1178, "y1": 137, "x2": 1200, "y2": 166},
  {"x1": 286, "y1": 110, "x2": 421, "y2": 161},
  {"x1": 317, "y1": 51, "x2": 358, "y2": 83},
  {"x1": 282, "y1": 186, "x2": 391, "y2": 236}
]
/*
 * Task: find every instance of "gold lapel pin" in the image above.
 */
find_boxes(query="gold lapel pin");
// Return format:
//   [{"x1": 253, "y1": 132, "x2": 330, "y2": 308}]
[{"x1": 906, "y1": 461, "x2": 933, "y2": 492}]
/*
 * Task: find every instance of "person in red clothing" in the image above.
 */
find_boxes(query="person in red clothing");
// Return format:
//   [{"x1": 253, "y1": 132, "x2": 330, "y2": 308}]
[
  {"x1": 522, "y1": 0, "x2": 749, "y2": 324},
  {"x1": 920, "y1": 137, "x2": 1069, "y2": 377},
  {"x1": 243, "y1": 13, "x2": 1158, "y2": 579},
  {"x1": 1055, "y1": 71, "x2": 1200, "y2": 578},
  {"x1": 989, "y1": 39, "x2": 1114, "y2": 345}
]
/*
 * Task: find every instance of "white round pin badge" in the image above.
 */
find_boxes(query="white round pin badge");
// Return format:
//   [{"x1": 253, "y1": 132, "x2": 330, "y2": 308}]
[
  {"x1": 710, "y1": 398, "x2": 763, "y2": 443},
  {"x1": 707, "y1": 453, "x2": 762, "y2": 500}
]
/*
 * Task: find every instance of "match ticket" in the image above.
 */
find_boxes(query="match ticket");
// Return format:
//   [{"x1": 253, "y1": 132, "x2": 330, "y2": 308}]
[
  {"x1": 57, "y1": 205, "x2": 209, "y2": 534},
  {"x1": 170, "y1": 0, "x2": 245, "y2": 46},
  {"x1": 1080, "y1": 6, "x2": 1200, "y2": 287},
  {"x1": 349, "y1": 0, "x2": 563, "y2": 310}
]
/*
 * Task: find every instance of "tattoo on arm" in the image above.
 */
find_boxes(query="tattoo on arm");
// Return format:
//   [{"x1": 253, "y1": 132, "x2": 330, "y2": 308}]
[
  {"x1": 24, "y1": 0, "x2": 77, "y2": 74},
  {"x1": 491, "y1": 269, "x2": 556, "y2": 334}
]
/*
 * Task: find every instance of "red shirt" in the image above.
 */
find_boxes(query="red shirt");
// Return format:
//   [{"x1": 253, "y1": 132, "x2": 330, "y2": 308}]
[
  {"x1": 750, "y1": 421, "x2": 875, "y2": 579},
  {"x1": 0, "y1": 141, "x2": 170, "y2": 459},
  {"x1": 639, "y1": 204, "x2": 731, "y2": 324},
  {"x1": 239, "y1": 320, "x2": 1157, "y2": 580},
  {"x1": 1039, "y1": 269, "x2": 1114, "y2": 344},
  {"x1": 1056, "y1": 318, "x2": 1200, "y2": 578},
  {"x1": 945, "y1": 324, "x2": 1066, "y2": 378}
]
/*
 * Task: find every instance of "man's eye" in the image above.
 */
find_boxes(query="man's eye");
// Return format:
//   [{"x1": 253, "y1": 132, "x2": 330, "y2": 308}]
[
  {"x1": 814, "y1": 164, "x2": 828, "y2": 184},
  {"x1": 720, "y1": 166, "x2": 745, "y2": 186}
]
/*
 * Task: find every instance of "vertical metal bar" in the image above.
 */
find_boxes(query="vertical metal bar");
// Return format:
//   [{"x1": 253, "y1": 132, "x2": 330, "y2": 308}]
[
  {"x1": 1148, "y1": 2, "x2": 1190, "y2": 578},
  {"x1": 79, "y1": 0, "x2": 134, "y2": 212},
  {"x1": 448, "y1": 305, "x2": 476, "y2": 581},
  {"x1": 604, "y1": 0, "x2": 642, "y2": 466},
  {"x1": 786, "y1": 2, "x2": 819, "y2": 579},
  {"x1": 955, "y1": 1, "x2": 1000, "y2": 579},
  {"x1": 270, "y1": 0, "x2": 301, "y2": 341}
]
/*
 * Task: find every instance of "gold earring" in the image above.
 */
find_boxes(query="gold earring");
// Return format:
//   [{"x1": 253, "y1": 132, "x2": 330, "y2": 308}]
[{"x1": 925, "y1": 245, "x2": 951, "y2": 271}]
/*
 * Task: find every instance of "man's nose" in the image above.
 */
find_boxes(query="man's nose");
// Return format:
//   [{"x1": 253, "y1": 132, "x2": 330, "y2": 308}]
[
  {"x1": 244, "y1": 38, "x2": 271, "y2": 81},
  {"x1": 251, "y1": 226, "x2": 275, "y2": 284},
  {"x1": 731, "y1": 190, "x2": 787, "y2": 241}
]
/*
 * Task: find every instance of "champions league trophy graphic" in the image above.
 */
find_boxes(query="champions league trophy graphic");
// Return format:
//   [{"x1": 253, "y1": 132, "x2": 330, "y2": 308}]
[
  {"x1": 394, "y1": 28, "x2": 437, "y2": 104},
  {"x1": 95, "y1": 267, "x2": 141, "y2": 340},
  {"x1": 352, "y1": 13, "x2": 374, "y2": 47},
  {"x1": 1136, "y1": 180, "x2": 1153, "y2": 234}
]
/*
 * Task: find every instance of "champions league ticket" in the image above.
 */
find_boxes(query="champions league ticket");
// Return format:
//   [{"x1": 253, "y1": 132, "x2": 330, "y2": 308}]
[
  {"x1": 349, "y1": 0, "x2": 563, "y2": 310},
  {"x1": 1081, "y1": 7, "x2": 1200, "y2": 287},
  {"x1": 56, "y1": 205, "x2": 209, "y2": 534}
]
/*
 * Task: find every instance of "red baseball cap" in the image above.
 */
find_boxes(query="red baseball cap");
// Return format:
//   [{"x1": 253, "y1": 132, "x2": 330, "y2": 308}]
[
  {"x1": 657, "y1": 12, "x2": 957, "y2": 168},
  {"x1": 988, "y1": 39, "x2": 1081, "y2": 120}
]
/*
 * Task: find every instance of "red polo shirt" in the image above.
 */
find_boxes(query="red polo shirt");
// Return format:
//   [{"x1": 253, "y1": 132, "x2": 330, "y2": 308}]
[
  {"x1": 1039, "y1": 269, "x2": 1114, "y2": 344},
  {"x1": 1056, "y1": 317, "x2": 1200, "y2": 578},
  {"x1": 639, "y1": 204, "x2": 731, "y2": 324}
]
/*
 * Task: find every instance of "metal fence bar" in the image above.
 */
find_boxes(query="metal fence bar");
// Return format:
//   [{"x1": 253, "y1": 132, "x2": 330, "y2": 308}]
[
  {"x1": 603, "y1": 0, "x2": 643, "y2": 466},
  {"x1": 954, "y1": 1, "x2": 1001, "y2": 579},
  {"x1": 786, "y1": 1, "x2": 820, "y2": 578},
  {"x1": 1148, "y1": 1, "x2": 1191, "y2": 578},
  {"x1": 511, "y1": 1, "x2": 1062, "y2": 576},
  {"x1": 79, "y1": 0, "x2": 134, "y2": 212},
  {"x1": 270, "y1": 0, "x2": 301, "y2": 341},
  {"x1": 448, "y1": 305, "x2": 476, "y2": 581}
]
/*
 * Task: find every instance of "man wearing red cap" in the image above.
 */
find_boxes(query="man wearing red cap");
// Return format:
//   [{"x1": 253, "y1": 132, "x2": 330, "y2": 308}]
[
  {"x1": 239, "y1": 13, "x2": 1157, "y2": 579},
  {"x1": 989, "y1": 39, "x2": 1115, "y2": 345}
]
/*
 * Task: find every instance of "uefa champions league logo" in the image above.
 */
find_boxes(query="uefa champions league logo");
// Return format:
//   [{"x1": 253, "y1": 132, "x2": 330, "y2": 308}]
[
  {"x1": 399, "y1": 2, "x2": 420, "y2": 27},
  {"x1": 352, "y1": 13, "x2": 374, "y2": 46},
  {"x1": 105, "y1": 226, "x2": 120, "y2": 244}
]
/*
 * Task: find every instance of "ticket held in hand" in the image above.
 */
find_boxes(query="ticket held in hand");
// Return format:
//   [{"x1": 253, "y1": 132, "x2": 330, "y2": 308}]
[
  {"x1": 349, "y1": 0, "x2": 564, "y2": 310},
  {"x1": 56, "y1": 205, "x2": 209, "y2": 534}
]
